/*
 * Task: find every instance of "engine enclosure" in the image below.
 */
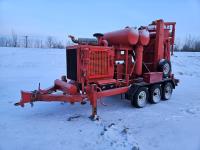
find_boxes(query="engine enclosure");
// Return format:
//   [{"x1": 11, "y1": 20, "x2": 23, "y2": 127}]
[{"x1": 67, "y1": 45, "x2": 114, "y2": 83}]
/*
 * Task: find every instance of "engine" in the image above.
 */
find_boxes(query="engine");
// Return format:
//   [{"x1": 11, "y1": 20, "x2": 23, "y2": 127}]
[{"x1": 67, "y1": 45, "x2": 114, "y2": 83}]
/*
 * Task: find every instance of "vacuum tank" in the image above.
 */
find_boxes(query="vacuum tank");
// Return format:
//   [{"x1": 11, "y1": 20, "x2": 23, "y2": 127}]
[{"x1": 104, "y1": 27, "x2": 139, "y2": 46}]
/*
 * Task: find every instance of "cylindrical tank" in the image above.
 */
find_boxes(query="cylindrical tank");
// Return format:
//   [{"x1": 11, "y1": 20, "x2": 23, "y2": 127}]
[
  {"x1": 134, "y1": 45, "x2": 144, "y2": 76},
  {"x1": 104, "y1": 27, "x2": 139, "y2": 46},
  {"x1": 139, "y1": 29, "x2": 150, "y2": 46}
]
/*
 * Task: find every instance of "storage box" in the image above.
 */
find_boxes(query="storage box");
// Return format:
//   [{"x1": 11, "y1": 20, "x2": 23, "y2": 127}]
[{"x1": 143, "y1": 72, "x2": 163, "y2": 83}]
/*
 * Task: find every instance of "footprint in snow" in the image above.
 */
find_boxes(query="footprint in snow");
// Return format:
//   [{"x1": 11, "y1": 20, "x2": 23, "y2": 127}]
[
  {"x1": 181, "y1": 107, "x2": 200, "y2": 115},
  {"x1": 67, "y1": 114, "x2": 81, "y2": 121},
  {"x1": 99, "y1": 123, "x2": 138, "y2": 149}
]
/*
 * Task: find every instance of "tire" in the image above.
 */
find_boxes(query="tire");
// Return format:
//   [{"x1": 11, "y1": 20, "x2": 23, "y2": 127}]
[
  {"x1": 158, "y1": 59, "x2": 171, "y2": 78},
  {"x1": 131, "y1": 87, "x2": 149, "y2": 108},
  {"x1": 162, "y1": 82, "x2": 173, "y2": 100},
  {"x1": 149, "y1": 84, "x2": 161, "y2": 104}
]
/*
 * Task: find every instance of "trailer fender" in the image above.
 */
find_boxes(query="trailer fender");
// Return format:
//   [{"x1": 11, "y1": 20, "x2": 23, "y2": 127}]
[{"x1": 125, "y1": 84, "x2": 141, "y2": 100}]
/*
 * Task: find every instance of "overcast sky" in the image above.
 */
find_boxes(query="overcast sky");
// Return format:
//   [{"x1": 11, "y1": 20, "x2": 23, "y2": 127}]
[{"x1": 0, "y1": 0, "x2": 200, "y2": 41}]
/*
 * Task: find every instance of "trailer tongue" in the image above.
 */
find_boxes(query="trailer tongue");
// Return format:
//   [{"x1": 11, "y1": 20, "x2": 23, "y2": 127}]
[{"x1": 15, "y1": 19, "x2": 179, "y2": 119}]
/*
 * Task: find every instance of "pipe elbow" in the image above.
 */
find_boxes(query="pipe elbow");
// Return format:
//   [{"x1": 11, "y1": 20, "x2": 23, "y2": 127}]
[
  {"x1": 101, "y1": 40, "x2": 108, "y2": 46},
  {"x1": 68, "y1": 35, "x2": 78, "y2": 43}
]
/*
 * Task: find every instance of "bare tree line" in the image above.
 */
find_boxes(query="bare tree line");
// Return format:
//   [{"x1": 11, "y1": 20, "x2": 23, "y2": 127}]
[
  {"x1": 174, "y1": 35, "x2": 200, "y2": 52},
  {"x1": 0, "y1": 32, "x2": 68, "y2": 49},
  {"x1": 1, "y1": 32, "x2": 200, "y2": 51}
]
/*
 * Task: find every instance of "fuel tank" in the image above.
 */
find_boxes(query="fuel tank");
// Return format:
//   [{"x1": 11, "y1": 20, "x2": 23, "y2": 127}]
[
  {"x1": 138, "y1": 29, "x2": 150, "y2": 46},
  {"x1": 104, "y1": 27, "x2": 139, "y2": 46}
]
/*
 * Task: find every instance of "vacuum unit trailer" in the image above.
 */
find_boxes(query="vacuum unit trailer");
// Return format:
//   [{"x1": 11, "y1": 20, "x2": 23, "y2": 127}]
[{"x1": 15, "y1": 19, "x2": 179, "y2": 119}]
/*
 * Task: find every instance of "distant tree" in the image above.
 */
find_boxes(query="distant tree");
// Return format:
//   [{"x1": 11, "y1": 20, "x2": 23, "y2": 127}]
[
  {"x1": 46, "y1": 36, "x2": 54, "y2": 48},
  {"x1": 0, "y1": 37, "x2": 7, "y2": 47},
  {"x1": 6, "y1": 38, "x2": 13, "y2": 47},
  {"x1": 52, "y1": 40, "x2": 65, "y2": 49},
  {"x1": 57, "y1": 41, "x2": 65, "y2": 49},
  {"x1": 194, "y1": 40, "x2": 200, "y2": 51},
  {"x1": 174, "y1": 38, "x2": 181, "y2": 51},
  {"x1": 34, "y1": 39, "x2": 41, "y2": 48},
  {"x1": 11, "y1": 31, "x2": 18, "y2": 47},
  {"x1": 180, "y1": 35, "x2": 200, "y2": 52},
  {"x1": 40, "y1": 40, "x2": 43, "y2": 48}
]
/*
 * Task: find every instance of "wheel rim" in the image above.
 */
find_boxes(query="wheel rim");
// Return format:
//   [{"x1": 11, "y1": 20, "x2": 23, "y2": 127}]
[
  {"x1": 153, "y1": 88, "x2": 161, "y2": 103},
  {"x1": 163, "y1": 63, "x2": 170, "y2": 75},
  {"x1": 165, "y1": 85, "x2": 172, "y2": 99},
  {"x1": 137, "y1": 91, "x2": 147, "y2": 107}
]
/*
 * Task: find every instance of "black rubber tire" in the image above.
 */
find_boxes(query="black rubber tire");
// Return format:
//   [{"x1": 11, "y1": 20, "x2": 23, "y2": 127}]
[
  {"x1": 158, "y1": 59, "x2": 171, "y2": 78},
  {"x1": 149, "y1": 84, "x2": 162, "y2": 104},
  {"x1": 162, "y1": 82, "x2": 173, "y2": 100},
  {"x1": 131, "y1": 87, "x2": 149, "y2": 108}
]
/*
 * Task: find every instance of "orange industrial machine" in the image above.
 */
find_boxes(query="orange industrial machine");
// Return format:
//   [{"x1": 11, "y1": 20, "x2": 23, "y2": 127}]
[{"x1": 15, "y1": 19, "x2": 178, "y2": 119}]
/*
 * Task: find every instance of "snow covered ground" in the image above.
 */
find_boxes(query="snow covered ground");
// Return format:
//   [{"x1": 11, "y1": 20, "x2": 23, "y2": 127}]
[{"x1": 0, "y1": 47, "x2": 200, "y2": 150}]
